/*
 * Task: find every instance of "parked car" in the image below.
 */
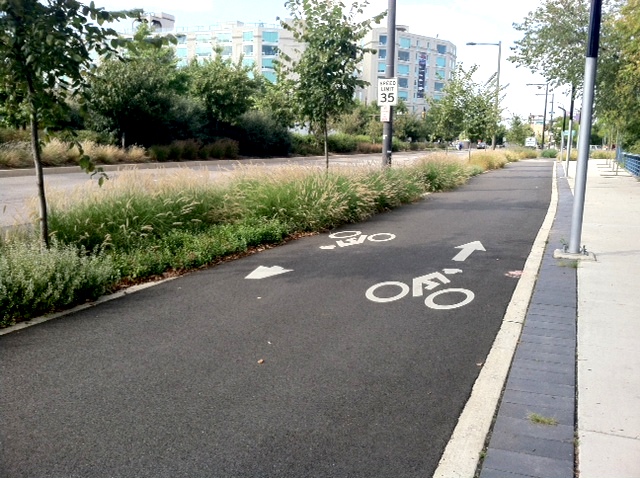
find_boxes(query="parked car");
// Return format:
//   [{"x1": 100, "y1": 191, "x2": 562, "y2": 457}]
[{"x1": 477, "y1": 141, "x2": 487, "y2": 149}]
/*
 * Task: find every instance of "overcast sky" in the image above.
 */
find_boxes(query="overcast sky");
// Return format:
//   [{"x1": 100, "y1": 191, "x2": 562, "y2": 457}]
[{"x1": 99, "y1": 0, "x2": 577, "y2": 122}]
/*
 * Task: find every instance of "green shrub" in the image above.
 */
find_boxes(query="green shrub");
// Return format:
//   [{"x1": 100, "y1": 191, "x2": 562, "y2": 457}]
[
  {"x1": 150, "y1": 145, "x2": 170, "y2": 162},
  {"x1": 0, "y1": 241, "x2": 119, "y2": 327},
  {"x1": 220, "y1": 138, "x2": 239, "y2": 159},
  {"x1": 290, "y1": 134, "x2": 323, "y2": 156},
  {"x1": 237, "y1": 111, "x2": 292, "y2": 157},
  {"x1": 175, "y1": 139, "x2": 200, "y2": 160},
  {"x1": 541, "y1": 149, "x2": 558, "y2": 158},
  {"x1": 327, "y1": 133, "x2": 359, "y2": 153},
  {"x1": 167, "y1": 142, "x2": 182, "y2": 161}
]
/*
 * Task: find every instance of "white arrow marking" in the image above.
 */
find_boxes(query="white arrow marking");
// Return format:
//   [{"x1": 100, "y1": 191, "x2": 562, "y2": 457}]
[
  {"x1": 320, "y1": 245, "x2": 336, "y2": 250},
  {"x1": 452, "y1": 241, "x2": 486, "y2": 262},
  {"x1": 245, "y1": 266, "x2": 293, "y2": 280}
]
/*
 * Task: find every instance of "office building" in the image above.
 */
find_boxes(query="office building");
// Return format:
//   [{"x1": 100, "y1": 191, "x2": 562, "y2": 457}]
[{"x1": 358, "y1": 25, "x2": 457, "y2": 114}]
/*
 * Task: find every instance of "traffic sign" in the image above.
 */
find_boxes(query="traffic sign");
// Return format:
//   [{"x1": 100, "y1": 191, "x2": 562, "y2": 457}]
[{"x1": 378, "y1": 78, "x2": 398, "y2": 106}]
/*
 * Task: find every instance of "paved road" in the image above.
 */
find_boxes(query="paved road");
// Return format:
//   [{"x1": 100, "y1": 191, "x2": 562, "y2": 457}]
[
  {"x1": 0, "y1": 151, "x2": 449, "y2": 228},
  {"x1": 0, "y1": 159, "x2": 552, "y2": 478}
]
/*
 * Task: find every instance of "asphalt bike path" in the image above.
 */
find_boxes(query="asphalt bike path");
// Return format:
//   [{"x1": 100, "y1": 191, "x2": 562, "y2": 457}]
[{"x1": 0, "y1": 160, "x2": 552, "y2": 477}]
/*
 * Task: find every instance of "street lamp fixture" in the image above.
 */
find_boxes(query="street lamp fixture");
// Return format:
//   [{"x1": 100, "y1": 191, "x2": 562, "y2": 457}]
[
  {"x1": 466, "y1": 41, "x2": 502, "y2": 150},
  {"x1": 527, "y1": 83, "x2": 549, "y2": 149}
]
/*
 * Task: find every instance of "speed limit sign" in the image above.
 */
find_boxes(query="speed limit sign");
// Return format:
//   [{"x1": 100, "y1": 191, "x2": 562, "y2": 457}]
[{"x1": 378, "y1": 78, "x2": 398, "y2": 106}]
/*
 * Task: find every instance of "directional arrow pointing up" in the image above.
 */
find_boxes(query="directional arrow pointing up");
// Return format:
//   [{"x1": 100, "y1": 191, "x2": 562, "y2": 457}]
[
  {"x1": 452, "y1": 241, "x2": 486, "y2": 262},
  {"x1": 245, "y1": 266, "x2": 293, "y2": 279}
]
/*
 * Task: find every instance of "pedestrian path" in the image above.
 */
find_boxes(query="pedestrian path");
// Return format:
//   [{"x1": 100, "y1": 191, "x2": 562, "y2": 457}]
[{"x1": 573, "y1": 159, "x2": 640, "y2": 477}]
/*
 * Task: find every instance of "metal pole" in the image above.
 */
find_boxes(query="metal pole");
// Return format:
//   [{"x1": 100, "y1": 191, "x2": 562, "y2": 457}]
[
  {"x1": 569, "y1": 0, "x2": 602, "y2": 254},
  {"x1": 558, "y1": 105, "x2": 566, "y2": 171},
  {"x1": 565, "y1": 86, "x2": 576, "y2": 176},
  {"x1": 492, "y1": 41, "x2": 501, "y2": 150},
  {"x1": 541, "y1": 84, "x2": 548, "y2": 149},
  {"x1": 381, "y1": 0, "x2": 396, "y2": 167},
  {"x1": 549, "y1": 93, "x2": 554, "y2": 148}
]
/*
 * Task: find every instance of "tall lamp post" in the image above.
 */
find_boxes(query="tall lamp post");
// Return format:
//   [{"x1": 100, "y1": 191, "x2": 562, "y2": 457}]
[
  {"x1": 466, "y1": 41, "x2": 501, "y2": 150},
  {"x1": 527, "y1": 83, "x2": 549, "y2": 148}
]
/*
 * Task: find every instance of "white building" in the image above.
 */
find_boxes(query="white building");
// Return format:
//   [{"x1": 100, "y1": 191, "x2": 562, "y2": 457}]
[
  {"x1": 358, "y1": 25, "x2": 457, "y2": 114},
  {"x1": 123, "y1": 15, "x2": 457, "y2": 109},
  {"x1": 173, "y1": 21, "x2": 299, "y2": 83}
]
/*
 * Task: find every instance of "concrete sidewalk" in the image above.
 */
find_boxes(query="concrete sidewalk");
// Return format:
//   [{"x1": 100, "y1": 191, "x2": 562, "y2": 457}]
[{"x1": 574, "y1": 159, "x2": 640, "y2": 477}]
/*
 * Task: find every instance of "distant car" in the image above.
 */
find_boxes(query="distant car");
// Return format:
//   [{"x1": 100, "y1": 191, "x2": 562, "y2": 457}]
[{"x1": 477, "y1": 141, "x2": 487, "y2": 149}]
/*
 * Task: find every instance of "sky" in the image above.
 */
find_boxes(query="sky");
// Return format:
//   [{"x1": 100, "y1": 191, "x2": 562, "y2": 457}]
[{"x1": 98, "y1": 0, "x2": 575, "y2": 123}]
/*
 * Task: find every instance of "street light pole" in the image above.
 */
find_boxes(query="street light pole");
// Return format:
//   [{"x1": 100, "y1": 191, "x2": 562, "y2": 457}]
[
  {"x1": 466, "y1": 41, "x2": 501, "y2": 150},
  {"x1": 557, "y1": 105, "x2": 567, "y2": 172},
  {"x1": 527, "y1": 83, "x2": 549, "y2": 149}
]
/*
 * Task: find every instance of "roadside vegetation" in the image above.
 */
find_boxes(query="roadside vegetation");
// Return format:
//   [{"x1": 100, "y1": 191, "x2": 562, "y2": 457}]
[{"x1": 1, "y1": 150, "x2": 520, "y2": 327}]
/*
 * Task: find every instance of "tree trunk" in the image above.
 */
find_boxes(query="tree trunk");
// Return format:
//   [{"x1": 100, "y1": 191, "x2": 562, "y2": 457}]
[
  {"x1": 29, "y1": 113, "x2": 49, "y2": 249},
  {"x1": 323, "y1": 118, "x2": 329, "y2": 170}
]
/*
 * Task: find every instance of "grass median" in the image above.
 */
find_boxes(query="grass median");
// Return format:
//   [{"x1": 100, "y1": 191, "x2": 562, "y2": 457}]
[{"x1": 1, "y1": 151, "x2": 521, "y2": 327}]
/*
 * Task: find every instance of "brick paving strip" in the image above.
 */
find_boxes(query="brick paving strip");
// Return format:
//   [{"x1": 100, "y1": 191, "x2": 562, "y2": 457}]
[{"x1": 479, "y1": 162, "x2": 577, "y2": 478}]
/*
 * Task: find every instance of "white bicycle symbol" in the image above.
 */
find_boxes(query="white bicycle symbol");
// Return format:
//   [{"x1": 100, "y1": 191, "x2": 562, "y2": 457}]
[
  {"x1": 320, "y1": 230, "x2": 396, "y2": 249},
  {"x1": 365, "y1": 270, "x2": 475, "y2": 310}
]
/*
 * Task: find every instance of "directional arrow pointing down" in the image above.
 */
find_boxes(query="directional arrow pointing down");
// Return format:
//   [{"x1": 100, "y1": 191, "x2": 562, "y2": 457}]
[
  {"x1": 245, "y1": 266, "x2": 293, "y2": 279},
  {"x1": 452, "y1": 241, "x2": 486, "y2": 262}
]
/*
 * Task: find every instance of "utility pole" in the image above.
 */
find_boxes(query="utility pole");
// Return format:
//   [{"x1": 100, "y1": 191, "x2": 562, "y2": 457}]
[
  {"x1": 381, "y1": 0, "x2": 396, "y2": 167},
  {"x1": 569, "y1": 0, "x2": 602, "y2": 254}
]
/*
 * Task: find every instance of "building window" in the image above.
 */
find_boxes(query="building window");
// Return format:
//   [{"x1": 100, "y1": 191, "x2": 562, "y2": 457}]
[
  {"x1": 176, "y1": 47, "x2": 188, "y2": 58},
  {"x1": 196, "y1": 34, "x2": 210, "y2": 43},
  {"x1": 399, "y1": 37, "x2": 411, "y2": 48},
  {"x1": 437, "y1": 44, "x2": 447, "y2": 54},
  {"x1": 398, "y1": 50, "x2": 410, "y2": 62},
  {"x1": 221, "y1": 46, "x2": 232, "y2": 56},
  {"x1": 177, "y1": 59, "x2": 188, "y2": 68},
  {"x1": 399, "y1": 90, "x2": 409, "y2": 100},
  {"x1": 436, "y1": 68, "x2": 446, "y2": 79},
  {"x1": 433, "y1": 93, "x2": 444, "y2": 101},
  {"x1": 434, "y1": 82, "x2": 445, "y2": 92},
  {"x1": 379, "y1": 34, "x2": 387, "y2": 45},
  {"x1": 263, "y1": 71, "x2": 277, "y2": 84},
  {"x1": 242, "y1": 58, "x2": 255, "y2": 67},
  {"x1": 243, "y1": 45, "x2": 254, "y2": 56},
  {"x1": 436, "y1": 56, "x2": 446, "y2": 67},
  {"x1": 216, "y1": 32, "x2": 231, "y2": 43},
  {"x1": 176, "y1": 35, "x2": 186, "y2": 44},
  {"x1": 262, "y1": 45, "x2": 278, "y2": 56},
  {"x1": 378, "y1": 62, "x2": 386, "y2": 74},
  {"x1": 398, "y1": 64, "x2": 410, "y2": 76},
  {"x1": 262, "y1": 58, "x2": 275, "y2": 69},
  {"x1": 378, "y1": 49, "x2": 386, "y2": 59},
  {"x1": 398, "y1": 78, "x2": 409, "y2": 88},
  {"x1": 196, "y1": 45, "x2": 212, "y2": 56},
  {"x1": 243, "y1": 31, "x2": 254, "y2": 42},
  {"x1": 263, "y1": 31, "x2": 278, "y2": 43}
]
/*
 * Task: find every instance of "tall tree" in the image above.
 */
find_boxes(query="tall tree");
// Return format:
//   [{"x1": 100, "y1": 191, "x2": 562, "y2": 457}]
[
  {"x1": 88, "y1": 23, "x2": 185, "y2": 147},
  {"x1": 0, "y1": 0, "x2": 136, "y2": 247},
  {"x1": 280, "y1": 0, "x2": 385, "y2": 168},
  {"x1": 185, "y1": 54, "x2": 258, "y2": 135},
  {"x1": 505, "y1": 115, "x2": 535, "y2": 146}
]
